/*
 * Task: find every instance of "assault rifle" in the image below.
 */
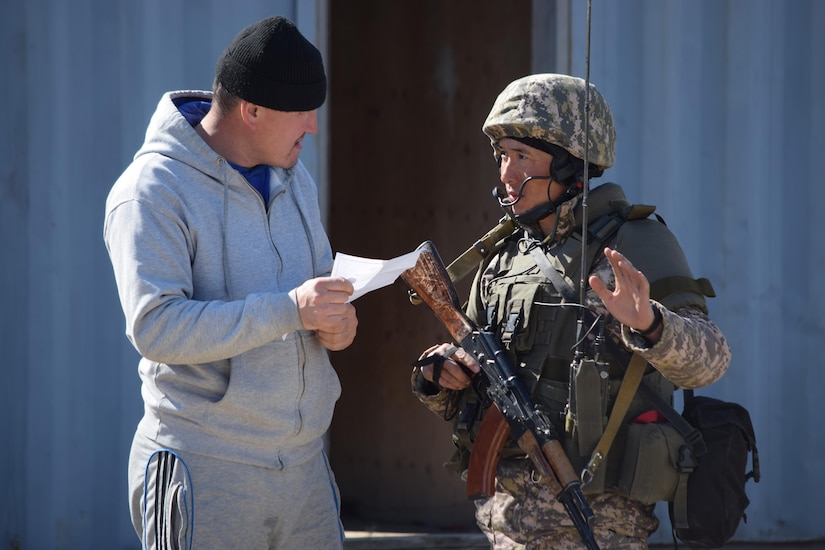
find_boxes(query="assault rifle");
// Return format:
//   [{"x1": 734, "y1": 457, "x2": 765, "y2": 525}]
[{"x1": 402, "y1": 241, "x2": 599, "y2": 550}]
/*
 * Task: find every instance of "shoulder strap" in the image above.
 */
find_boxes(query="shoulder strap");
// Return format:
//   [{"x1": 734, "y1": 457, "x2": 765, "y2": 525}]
[
  {"x1": 528, "y1": 245, "x2": 579, "y2": 302},
  {"x1": 527, "y1": 206, "x2": 634, "y2": 304},
  {"x1": 581, "y1": 352, "x2": 647, "y2": 484}
]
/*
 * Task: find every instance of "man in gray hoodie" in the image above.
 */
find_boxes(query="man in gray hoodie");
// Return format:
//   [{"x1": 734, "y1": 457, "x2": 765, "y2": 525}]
[{"x1": 104, "y1": 16, "x2": 357, "y2": 549}]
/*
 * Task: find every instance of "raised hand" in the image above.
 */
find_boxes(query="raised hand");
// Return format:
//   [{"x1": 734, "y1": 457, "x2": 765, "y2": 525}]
[{"x1": 588, "y1": 247, "x2": 659, "y2": 336}]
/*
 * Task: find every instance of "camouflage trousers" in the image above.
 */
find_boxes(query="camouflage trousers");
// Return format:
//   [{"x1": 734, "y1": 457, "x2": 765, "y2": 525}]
[{"x1": 473, "y1": 457, "x2": 659, "y2": 549}]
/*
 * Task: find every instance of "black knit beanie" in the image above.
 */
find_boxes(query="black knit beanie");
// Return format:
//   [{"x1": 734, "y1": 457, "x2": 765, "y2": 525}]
[{"x1": 215, "y1": 16, "x2": 326, "y2": 112}]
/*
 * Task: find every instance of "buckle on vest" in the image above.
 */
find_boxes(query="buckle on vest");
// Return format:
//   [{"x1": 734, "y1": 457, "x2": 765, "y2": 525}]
[{"x1": 677, "y1": 444, "x2": 697, "y2": 473}]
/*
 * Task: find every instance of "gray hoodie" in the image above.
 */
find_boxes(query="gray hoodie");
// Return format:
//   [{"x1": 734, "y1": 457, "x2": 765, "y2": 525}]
[{"x1": 104, "y1": 91, "x2": 340, "y2": 469}]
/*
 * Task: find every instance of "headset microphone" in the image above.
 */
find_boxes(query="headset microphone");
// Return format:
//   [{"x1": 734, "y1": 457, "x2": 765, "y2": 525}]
[
  {"x1": 494, "y1": 175, "x2": 554, "y2": 210},
  {"x1": 507, "y1": 181, "x2": 582, "y2": 227}
]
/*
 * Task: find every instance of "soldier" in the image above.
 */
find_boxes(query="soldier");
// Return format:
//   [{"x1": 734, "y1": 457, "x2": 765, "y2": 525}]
[{"x1": 411, "y1": 74, "x2": 730, "y2": 549}]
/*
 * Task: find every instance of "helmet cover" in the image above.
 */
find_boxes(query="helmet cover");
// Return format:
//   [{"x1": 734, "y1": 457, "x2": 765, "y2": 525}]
[{"x1": 482, "y1": 73, "x2": 616, "y2": 169}]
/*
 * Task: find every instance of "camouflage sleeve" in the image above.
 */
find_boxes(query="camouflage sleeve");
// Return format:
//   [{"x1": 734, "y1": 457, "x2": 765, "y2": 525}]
[
  {"x1": 410, "y1": 366, "x2": 461, "y2": 419},
  {"x1": 620, "y1": 302, "x2": 731, "y2": 389}
]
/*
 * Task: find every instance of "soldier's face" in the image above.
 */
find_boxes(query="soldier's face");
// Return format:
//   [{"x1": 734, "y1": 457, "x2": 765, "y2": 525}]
[{"x1": 497, "y1": 138, "x2": 566, "y2": 216}]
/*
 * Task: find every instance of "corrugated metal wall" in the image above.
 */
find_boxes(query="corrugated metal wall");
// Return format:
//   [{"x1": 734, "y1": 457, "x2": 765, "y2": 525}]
[
  {"x1": 559, "y1": 0, "x2": 825, "y2": 543},
  {"x1": 1, "y1": 0, "x2": 823, "y2": 547}
]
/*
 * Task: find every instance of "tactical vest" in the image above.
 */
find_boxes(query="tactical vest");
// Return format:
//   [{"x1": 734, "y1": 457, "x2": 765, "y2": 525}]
[{"x1": 449, "y1": 183, "x2": 714, "y2": 495}]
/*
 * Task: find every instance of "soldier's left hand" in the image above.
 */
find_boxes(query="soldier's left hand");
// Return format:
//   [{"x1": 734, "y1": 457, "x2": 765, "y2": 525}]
[
  {"x1": 588, "y1": 247, "x2": 658, "y2": 333},
  {"x1": 416, "y1": 343, "x2": 480, "y2": 391}
]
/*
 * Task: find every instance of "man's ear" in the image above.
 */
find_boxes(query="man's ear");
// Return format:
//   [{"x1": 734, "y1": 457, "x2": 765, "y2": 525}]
[{"x1": 239, "y1": 100, "x2": 259, "y2": 128}]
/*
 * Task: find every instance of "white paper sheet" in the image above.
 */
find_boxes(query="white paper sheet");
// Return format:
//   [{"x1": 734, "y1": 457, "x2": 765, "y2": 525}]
[{"x1": 331, "y1": 249, "x2": 422, "y2": 302}]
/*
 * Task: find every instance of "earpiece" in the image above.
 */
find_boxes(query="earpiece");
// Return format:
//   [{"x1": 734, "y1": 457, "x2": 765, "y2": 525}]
[{"x1": 550, "y1": 152, "x2": 580, "y2": 188}]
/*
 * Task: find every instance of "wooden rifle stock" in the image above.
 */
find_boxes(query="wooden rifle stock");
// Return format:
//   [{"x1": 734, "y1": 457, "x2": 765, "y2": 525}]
[
  {"x1": 408, "y1": 217, "x2": 517, "y2": 305},
  {"x1": 401, "y1": 242, "x2": 474, "y2": 344}
]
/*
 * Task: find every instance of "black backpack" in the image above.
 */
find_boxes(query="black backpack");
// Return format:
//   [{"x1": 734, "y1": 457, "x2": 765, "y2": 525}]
[{"x1": 666, "y1": 391, "x2": 761, "y2": 548}]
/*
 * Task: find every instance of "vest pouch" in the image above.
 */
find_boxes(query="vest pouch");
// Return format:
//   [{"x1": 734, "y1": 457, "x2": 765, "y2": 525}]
[
  {"x1": 487, "y1": 276, "x2": 566, "y2": 355},
  {"x1": 618, "y1": 421, "x2": 688, "y2": 504}
]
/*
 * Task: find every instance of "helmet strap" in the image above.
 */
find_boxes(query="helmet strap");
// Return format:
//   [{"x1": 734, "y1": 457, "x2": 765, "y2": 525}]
[
  {"x1": 551, "y1": 150, "x2": 580, "y2": 188},
  {"x1": 512, "y1": 181, "x2": 582, "y2": 229}
]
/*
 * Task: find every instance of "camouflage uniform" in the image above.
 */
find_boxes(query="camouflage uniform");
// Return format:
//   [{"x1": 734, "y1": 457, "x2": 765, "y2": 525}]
[
  {"x1": 475, "y1": 458, "x2": 657, "y2": 550},
  {"x1": 411, "y1": 74, "x2": 730, "y2": 549}
]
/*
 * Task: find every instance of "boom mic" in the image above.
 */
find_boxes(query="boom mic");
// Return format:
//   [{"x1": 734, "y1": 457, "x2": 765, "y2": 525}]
[
  {"x1": 492, "y1": 186, "x2": 508, "y2": 205},
  {"x1": 493, "y1": 175, "x2": 553, "y2": 210}
]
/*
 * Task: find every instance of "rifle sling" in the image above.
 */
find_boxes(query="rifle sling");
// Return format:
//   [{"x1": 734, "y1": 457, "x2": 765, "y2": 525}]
[{"x1": 446, "y1": 217, "x2": 517, "y2": 285}]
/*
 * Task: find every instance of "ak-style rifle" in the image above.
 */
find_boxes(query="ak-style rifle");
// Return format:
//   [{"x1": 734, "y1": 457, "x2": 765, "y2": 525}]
[{"x1": 402, "y1": 241, "x2": 600, "y2": 550}]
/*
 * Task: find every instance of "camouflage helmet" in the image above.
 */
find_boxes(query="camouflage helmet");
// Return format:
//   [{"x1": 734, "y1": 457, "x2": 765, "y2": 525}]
[{"x1": 482, "y1": 73, "x2": 616, "y2": 169}]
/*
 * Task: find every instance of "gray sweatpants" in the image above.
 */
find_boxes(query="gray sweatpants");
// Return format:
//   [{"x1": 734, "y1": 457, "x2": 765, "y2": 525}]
[{"x1": 128, "y1": 432, "x2": 344, "y2": 549}]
